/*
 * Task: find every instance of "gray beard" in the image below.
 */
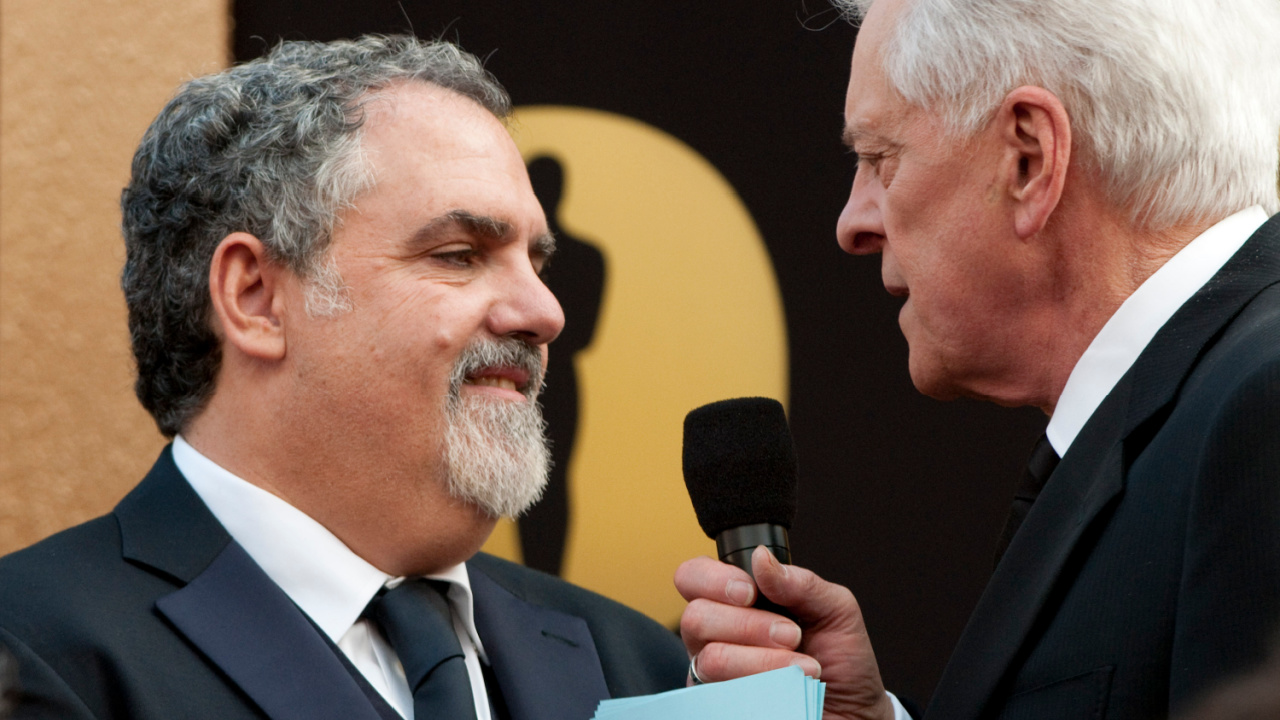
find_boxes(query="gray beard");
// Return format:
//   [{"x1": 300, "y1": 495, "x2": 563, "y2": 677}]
[{"x1": 441, "y1": 338, "x2": 551, "y2": 519}]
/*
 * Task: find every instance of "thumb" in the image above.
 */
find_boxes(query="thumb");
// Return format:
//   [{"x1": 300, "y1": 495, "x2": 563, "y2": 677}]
[{"x1": 751, "y1": 546, "x2": 861, "y2": 628}]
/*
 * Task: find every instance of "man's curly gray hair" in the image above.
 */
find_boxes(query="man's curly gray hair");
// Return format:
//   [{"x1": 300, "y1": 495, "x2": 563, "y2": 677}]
[{"x1": 121, "y1": 35, "x2": 512, "y2": 437}]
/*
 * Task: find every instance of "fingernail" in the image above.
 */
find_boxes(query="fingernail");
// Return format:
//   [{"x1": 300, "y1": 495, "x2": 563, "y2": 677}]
[
  {"x1": 791, "y1": 657, "x2": 822, "y2": 679},
  {"x1": 726, "y1": 579, "x2": 755, "y2": 606},
  {"x1": 764, "y1": 547, "x2": 788, "y2": 577},
  {"x1": 770, "y1": 621, "x2": 801, "y2": 647}
]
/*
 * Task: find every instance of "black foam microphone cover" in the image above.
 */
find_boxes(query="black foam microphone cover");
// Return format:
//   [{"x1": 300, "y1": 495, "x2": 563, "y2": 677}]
[{"x1": 683, "y1": 397, "x2": 798, "y2": 615}]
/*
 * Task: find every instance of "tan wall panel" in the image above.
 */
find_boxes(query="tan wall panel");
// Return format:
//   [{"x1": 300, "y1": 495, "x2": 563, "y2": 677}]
[{"x1": 0, "y1": 0, "x2": 229, "y2": 553}]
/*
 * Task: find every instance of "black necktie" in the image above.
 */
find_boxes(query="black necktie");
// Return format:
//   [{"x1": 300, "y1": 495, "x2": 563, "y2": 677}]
[
  {"x1": 364, "y1": 579, "x2": 478, "y2": 720},
  {"x1": 993, "y1": 434, "x2": 1060, "y2": 567}
]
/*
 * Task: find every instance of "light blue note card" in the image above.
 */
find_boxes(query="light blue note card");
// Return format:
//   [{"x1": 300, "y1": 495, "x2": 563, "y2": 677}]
[{"x1": 591, "y1": 666, "x2": 825, "y2": 719}]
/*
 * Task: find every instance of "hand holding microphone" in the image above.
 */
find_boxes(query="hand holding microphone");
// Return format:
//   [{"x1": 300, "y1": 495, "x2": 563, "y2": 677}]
[{"x1": 675, "y1": 397, "x2": 894, "y2": 720}]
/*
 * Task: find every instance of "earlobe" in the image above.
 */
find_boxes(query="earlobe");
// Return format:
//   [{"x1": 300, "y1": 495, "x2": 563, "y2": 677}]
[
  {"x1": 209, "y1": 232, "x2": 288, "y2": 362},
  {"x1": 1000, "y1": 86, "x2": 1071, "y2": 239}
]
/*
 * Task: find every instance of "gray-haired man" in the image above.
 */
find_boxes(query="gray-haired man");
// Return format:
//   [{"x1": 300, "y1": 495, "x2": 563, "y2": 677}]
[
  {"x1": 677, "y1": 0, "x2": 1280, "y2": 718},
  {"x1": 0, "y1": 36, "x2": 685, "y2": 720}
]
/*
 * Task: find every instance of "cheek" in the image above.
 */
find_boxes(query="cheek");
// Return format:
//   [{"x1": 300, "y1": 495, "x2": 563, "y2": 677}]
[
  {"x1": 885, "y1": 192, "x2": 994, "y2": 289},
  {"x1": 889, "y1": 241, "x2": 974, "y2": 341},
  {"x1": 413, "y1": 296, "x2": 491, "y2": 356},
  {"x1": 352, "y1": 272, "x2": 502, "y2": 379},
  {"x1": 376, "y1": 293, "x2": 498, "y2": 393},
  {"x1": 370, "y1": 283, "x2": 470, "y2": 346}
]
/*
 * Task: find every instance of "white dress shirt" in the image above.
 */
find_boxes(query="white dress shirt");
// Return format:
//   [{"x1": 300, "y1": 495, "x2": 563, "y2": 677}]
[
  {"x1": 1047, "y1": 206, "x2": 1268, "y2": 455},
  {"x1": 171, "y1": 435, "x2": 493, "y2": 720}
]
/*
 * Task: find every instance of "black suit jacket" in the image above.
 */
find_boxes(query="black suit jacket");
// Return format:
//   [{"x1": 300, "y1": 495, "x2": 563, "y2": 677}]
[
  {"x1": 0, "y1": 448, "x2": 687, "y2": 720},
  {"x1": 926, "y1": 215, "x2": 1280, "y2": 719}
]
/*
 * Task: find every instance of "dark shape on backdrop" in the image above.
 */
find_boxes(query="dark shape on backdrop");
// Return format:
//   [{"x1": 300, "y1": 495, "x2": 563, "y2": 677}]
[{"x1": 522, "y1": 154, "x2": 607, "y2": 576}]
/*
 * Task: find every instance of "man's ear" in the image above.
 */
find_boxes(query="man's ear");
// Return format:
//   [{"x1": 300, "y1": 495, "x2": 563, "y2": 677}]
[
  {"x1": 998, "y1": 86, "x2": 1071, "y2": 239},
  {"x1": 209, "y1": 232, "x2": 288, "y2": 362}
]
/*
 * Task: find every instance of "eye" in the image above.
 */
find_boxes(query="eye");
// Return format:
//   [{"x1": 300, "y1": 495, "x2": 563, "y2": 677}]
[
  {"x1": 430, "y1": 244, "x2": 480, "y2": 267},
  {"x1": 853, "y1": 148, "x2": 898, "y2": 187},
  {"x1": 856, "y1": 152, "x2": 883, "y2": 172}
]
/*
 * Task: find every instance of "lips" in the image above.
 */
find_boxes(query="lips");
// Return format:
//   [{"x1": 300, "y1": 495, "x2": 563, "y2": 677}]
[
  {"x1": 448, "y1": 336, "x2": 545, "y2": 403},
  {"x1": 464, "y1": 366, "x2": 530, "y2": 395}
]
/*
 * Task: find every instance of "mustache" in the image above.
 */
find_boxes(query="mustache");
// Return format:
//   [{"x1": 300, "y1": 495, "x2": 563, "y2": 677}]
[{"x1": 447, "y1": 336, "x2": 546, "y2": 401}]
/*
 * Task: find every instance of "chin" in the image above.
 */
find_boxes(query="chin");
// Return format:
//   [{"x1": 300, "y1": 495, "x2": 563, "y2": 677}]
[
  {"x1": 909, "y1": 358, "x2": 1044, "y2": 409},
  {"x1": 911, "y1": 377, "x2": 964, "y2": 402},
  {"x1": 907, "y1": 353, "x2": 962, "y2": 402}
]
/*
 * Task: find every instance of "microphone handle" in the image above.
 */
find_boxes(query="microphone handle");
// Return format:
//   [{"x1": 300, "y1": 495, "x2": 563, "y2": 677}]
[{"x1": 715, "y1": 523, "x2": 795, "y2": 619}]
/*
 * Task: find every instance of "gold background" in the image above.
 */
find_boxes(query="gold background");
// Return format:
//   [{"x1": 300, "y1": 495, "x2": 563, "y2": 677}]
[{"x1": 0, "y1": 0, "x2": 229, "y2": 551}]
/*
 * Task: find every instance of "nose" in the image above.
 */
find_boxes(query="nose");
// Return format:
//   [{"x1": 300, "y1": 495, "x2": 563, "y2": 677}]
[
  {"x1": 488, "y1": 256, "x2": 565, "y2": 347},
  {"x1": 836, "y1": 170, "x2": 886, "y2": 255}
]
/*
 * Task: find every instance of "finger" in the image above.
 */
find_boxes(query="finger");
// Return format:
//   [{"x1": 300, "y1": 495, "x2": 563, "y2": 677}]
[
  {"x1": 693, "y1": 642, "x2": 822, "y2": 683},
  {"x1": 751, "y1": 546, "x2": 863, "y2": 629},
  {"x1": 680, "y1": 598, "x2": 803, "y2": 657},
  {"x1": 674, "y1": 555, "x2": 756, "y2": 607}
]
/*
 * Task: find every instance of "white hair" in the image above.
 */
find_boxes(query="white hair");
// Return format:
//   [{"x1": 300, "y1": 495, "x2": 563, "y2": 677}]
[
  {"x1": 302, "y1": 255, "x2": 354, "y2": 317},
  {"x1": 835, "y1": 0, "x2": 1280, "y2": 229}
]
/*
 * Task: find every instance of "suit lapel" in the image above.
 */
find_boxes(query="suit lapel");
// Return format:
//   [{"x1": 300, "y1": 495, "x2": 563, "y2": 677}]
[
  {"x1": 927, "y1": 214, "x2": 1280, "y2": 719},
  {"x1": 116, "y1": 448, "x2": 383, "y2": 720},
  {"x1": 116, "y1": 446, "x2": 231, "y2": 584},
  {"x1": 927, "y1": 379, "x2": 1130, "y2": 719},
  {"x1": 470, "y1": 566, "x2": 611, "y2": 720},
  {"x1": 156, "y1": 542, "x2": 384, "y2": 720}
]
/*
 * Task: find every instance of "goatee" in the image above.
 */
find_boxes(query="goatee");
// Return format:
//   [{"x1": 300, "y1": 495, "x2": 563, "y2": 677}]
[{"x1": 442, "y1": 336, "x2": 552, "y2": 519}]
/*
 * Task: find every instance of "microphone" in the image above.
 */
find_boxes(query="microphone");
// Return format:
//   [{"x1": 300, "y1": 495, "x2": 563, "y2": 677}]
[{"x1": 683, "y1": 397, "x2": 798, "y2": 617}]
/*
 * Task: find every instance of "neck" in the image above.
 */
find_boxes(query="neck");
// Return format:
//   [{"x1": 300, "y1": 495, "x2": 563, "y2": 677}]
[
  {"x1": 183, "y1": 372, "x2": 495, "y2": 577},
  {"x1": 1032, "y1": 196, "x2": 1214, "y2": 415}
]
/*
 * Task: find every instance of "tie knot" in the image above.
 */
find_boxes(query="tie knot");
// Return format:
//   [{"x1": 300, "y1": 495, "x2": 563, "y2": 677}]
[
  {"x1": 364, "y1": 578, "x2": 463, "y2": 691},
  {"x1": 994, "y1": 434, "x2": 1062, "y2": 568},
  {"x1": 1024, "y1": 434, "x2": 1061, "y2": 494}
]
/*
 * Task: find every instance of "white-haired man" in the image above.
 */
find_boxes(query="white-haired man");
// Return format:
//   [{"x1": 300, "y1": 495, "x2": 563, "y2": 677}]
[
  {"x1": 676, "y1": 0, "x2": 1280, "y2": 718},
  {"x1": 0, "y1": 36, "x2": 686, "y2": 720}
]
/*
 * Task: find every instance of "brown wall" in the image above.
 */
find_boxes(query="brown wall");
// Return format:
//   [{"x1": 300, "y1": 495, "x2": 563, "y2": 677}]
[{"x1": 0, "y1": 0, "x2": 229, "y2": 553}]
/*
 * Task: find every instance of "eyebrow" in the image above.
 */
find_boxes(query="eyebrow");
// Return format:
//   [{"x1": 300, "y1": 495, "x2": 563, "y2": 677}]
[
  {"x1": 842, "y1": 124, "x2": 885, "y2": 150},
  {"x1": 408, "y1": 209, "x2": 557, "y2": 258},
  {"x1": 842, "y1": 126, "x2": 863, "y2": 150},
  {"x1": 440, "y1": 209, "x2": 511, "y2": 238}
]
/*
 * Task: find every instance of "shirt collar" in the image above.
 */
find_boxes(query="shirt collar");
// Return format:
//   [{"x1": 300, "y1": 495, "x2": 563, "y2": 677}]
[
  {"x1": 1046, "y1": 206, "x2": 1269, "y2": 455},
  {"x1": 171, "y1": 435, "x2": 487, "y2": 657}
]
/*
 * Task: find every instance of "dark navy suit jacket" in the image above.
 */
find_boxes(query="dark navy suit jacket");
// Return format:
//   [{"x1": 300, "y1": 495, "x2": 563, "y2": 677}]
[
  {"x1": 0, "y1": 449, "x2": 687, "y2": 719},
  {"x1": 925, "y1": 215, "x2": 1280, "y2": 719}
]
